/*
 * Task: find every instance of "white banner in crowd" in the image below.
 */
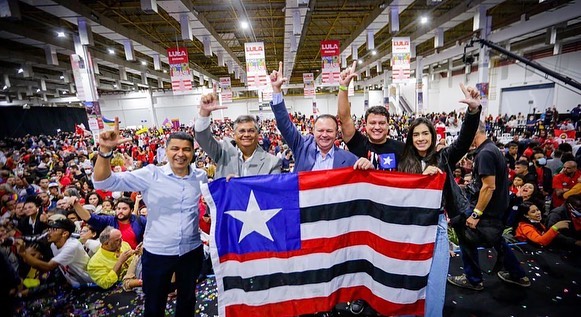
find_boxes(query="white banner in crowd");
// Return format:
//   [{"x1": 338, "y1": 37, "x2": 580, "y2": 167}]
[
  {"x1": 321, "y1": 40, "x2": 341, "y2": 85},
  {"x1": 303, "y1": 73, "x2": 315, "y2": 98},
  {"x1": 167, "y1": 47, "x2": 193, "y2": 95},
  {"x1": 245, "y1": 42, "x2": 268, "y2": 90},
  {"x1": 391, "y1": 37, "x2": 411, "y2": 83},
  {"x1": 220, "y1": 77, "x2": 232, "y2": 103}
]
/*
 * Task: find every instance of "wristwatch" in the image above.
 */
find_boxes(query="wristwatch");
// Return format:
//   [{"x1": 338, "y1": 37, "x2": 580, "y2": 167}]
[
  {"x1": 98, "y1": 149, "x2": 114, "y2": 159},
  {"x1": 470, "y1": 212, "x2": 480, "y2": 219}
]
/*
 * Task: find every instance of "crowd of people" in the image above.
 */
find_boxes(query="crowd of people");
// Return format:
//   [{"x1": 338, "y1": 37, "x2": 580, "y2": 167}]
[{"x1": 1, "y1": 63, "x2": 580, "y2": 316}]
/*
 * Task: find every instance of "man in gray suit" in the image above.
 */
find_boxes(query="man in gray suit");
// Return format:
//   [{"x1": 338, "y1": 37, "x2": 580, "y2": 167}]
[{"x1": 194, "y1": 92, "x2": 282, "y2": 179}]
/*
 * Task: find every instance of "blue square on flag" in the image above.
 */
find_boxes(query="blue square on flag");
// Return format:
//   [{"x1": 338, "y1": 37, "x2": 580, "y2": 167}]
[
  {"x1": 379, "y1": 153, "x2": 396, "y2": 169},
  {"x1": 208, "y1": 174, "x2": 301, "y2": 257}
]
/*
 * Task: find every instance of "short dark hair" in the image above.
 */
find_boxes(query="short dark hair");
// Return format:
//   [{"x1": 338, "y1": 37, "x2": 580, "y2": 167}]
[
  {"x1": 364, "y1": 106, "x2": 389, "y2": 122},
  {"x1": 314, "y1": 114, "x2": 339, "y2": 130},
  {"x1": 515, "y1": 160, "x2": 529, "y2": 167},
  {"x1": 507, "y1": 142, "x2": 518, "y2": 148},
  {"x1": 115, "y1": 197, "x2": 134, "y2": 210},
  {"x1": 166, "y1": 132, "x2": 194, "y2": 147}
]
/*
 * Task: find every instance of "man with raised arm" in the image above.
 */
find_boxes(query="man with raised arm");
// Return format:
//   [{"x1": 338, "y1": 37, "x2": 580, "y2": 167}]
[
  {"x1": 337, "y1": 61, "x2": 405, "y2": 170},
  {"x1": 195, "y1": 86, "x2": 282, "y2": 178},
  {"x1": 92, "y1": 118, "x2": 207, "y2": 317},
  {"x1": 269, "y1": 61, "x2": 371, "y2": 171}
]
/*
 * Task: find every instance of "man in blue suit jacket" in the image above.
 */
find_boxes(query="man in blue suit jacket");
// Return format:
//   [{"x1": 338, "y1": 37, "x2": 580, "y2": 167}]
[{"x1": 269, "y1": 62, "x2": 366, "y2": 172}]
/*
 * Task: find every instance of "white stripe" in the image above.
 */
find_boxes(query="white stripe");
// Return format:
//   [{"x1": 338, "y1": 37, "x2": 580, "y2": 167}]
[
  {"x1": 302, "y1": 215, "x2": 437, "y2": 244},
  {"x1": 219, "y1": 244, "x2": 431, "y2": 279},
  {"x1": 300, "y1": 182, "x2": 442, "y2": 209},
  {"x1": 220, "y1": 272, "x2": 426, "y2": 307}
]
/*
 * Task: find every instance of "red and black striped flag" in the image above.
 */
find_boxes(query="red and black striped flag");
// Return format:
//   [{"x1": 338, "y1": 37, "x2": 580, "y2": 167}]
[{"x1": 202, "y1": 168, "x2": 445, "y2": 317}]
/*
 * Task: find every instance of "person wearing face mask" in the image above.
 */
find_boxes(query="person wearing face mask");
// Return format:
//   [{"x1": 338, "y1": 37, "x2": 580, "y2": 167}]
[
  {"x1": 514, "y1": 201, "x2": 580, "y2": 250},
  {"x1": 531, "y1": 149, "x2": 553, "y2": 200}
]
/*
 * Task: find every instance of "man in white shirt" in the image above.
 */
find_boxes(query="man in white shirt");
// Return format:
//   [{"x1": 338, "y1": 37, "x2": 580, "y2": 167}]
[{"x1": 17, "y1": 218, "x2": 93, "y2": 287}]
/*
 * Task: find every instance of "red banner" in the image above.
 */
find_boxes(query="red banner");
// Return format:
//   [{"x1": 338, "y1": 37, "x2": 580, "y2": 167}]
[
  {"x1": 320, "y1": 40, "x2": 340, "y2": 56},
  {"x1": 167, "y1": 47, "x2": 189, "y2": 64}
]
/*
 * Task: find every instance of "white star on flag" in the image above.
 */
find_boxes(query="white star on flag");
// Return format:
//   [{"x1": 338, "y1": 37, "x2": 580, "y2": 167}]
[
  {"x1": 383, "y1": 156, "x2": 393, "y2": 166},
  {"x1": 225, "y1": 190, "x2": 282, "y2": 243}
]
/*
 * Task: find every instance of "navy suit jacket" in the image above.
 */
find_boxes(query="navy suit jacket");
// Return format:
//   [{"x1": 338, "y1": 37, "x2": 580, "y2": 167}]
[{"x1": 270, "y1": 100, "x2": 357, "y2": 172}]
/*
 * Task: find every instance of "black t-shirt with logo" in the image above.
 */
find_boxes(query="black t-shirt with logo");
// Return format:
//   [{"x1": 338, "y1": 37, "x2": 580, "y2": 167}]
[{"x1": 345, "y1": 130, "x2": 404, "y2": 171}]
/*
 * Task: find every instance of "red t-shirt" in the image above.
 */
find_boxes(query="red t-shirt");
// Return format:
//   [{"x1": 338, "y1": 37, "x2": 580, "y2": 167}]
[
  {"x1": 552, "y1": 170, "x2": 581, "y2": 207},
  {"x1": 118, "y1": 221, "x2": 138, "y2": 249}
]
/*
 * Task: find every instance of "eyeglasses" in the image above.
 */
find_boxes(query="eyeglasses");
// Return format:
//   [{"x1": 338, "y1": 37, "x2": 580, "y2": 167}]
[{"x1": 236, "y1": 129, "x2": 257, "y2": 135}]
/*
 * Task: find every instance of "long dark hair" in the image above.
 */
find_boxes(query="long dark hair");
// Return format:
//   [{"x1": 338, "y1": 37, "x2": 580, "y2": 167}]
[
  {"x1": 515, "y1": 201, "x2": 546, "y2": 233},
  {"x1": 398, "y1": 117, "x2": 438, "y2": 174}
]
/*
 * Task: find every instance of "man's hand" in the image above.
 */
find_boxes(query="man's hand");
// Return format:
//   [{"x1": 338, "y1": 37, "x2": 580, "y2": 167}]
[
  {"x1": 466, "y1": 216, "x2": 480, "y2": 229},
  {"x1": 353, "y1": 158, "x2": 374, "y2": 170},
  {"x1": 269, "y1": 61, "x2": 287, "y2": 94},
  {"x1": 199, "y1": 84, "x2": 227, "y2": 117},
  {"x1": 339, "y1": 61, "x2": 358, "y2": 88},
  {"x1": 98, "y1": 117, "x2": 132, "y2": 152},
  {"x1": 67, "y1": 196, "x2": 79, "y2": 206},
  {"x1": 459, "y1": 83, "x2": 481, "y2": 111},
  {"x1": 118, "y1": 249, "x2": 135, "y2": 263}
]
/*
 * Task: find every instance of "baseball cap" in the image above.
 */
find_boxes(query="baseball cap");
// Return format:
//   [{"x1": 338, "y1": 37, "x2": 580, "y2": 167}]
[
  {"x1": 49, "y1": 182, "x2": 59, "y2": 188},
  {"x1": 48, "y1": 218, "x2": 76, "y2": 234}
]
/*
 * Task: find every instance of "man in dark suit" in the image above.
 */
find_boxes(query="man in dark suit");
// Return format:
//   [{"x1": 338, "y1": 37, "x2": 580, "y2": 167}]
[
  {"x1": 195, "y1": 90, "x2": 282, "y2": 178},
  {"x1": 268, "y1": 62, "x2": 370, "y2": 172}
]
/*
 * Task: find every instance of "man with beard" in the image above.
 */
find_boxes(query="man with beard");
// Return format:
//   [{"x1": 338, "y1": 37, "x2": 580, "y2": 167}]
[
  {"x1": 71, "y1": 196, "x2": 145, "y2": 250},
  {"x1": 337, "y1": 61, "x2": 405, "y2": 171}
]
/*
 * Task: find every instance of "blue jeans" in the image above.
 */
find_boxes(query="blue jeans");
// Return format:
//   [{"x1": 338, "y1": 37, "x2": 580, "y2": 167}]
[
  {"x1": 425, "y1": 213, "x2": 449, "y2": 317},
  {"x1": 459, "y1": 238, "x2": 525, "y2": 285},
  {"x1": 141, "y1": 246, "x2": 203, "y2": 317}
]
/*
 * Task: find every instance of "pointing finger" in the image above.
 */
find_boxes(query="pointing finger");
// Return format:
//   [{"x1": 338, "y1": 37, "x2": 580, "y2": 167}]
[
  {"x1": 114, "y1": 117, "x2": 120, "y2": 134},
  {"x1": 350, "y1": 60, "x2": 357, "y2": 73},
  {"x1": 278, "y1": 61, "x2": 283, "y2": 77},
  {"x1": 459, "y1": 83, "x2": 469, "y2": 97}
]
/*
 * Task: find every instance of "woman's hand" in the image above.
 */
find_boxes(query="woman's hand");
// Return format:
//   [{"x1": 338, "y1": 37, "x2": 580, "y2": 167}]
[{"x1": 422, "y1": 166, "x2": 443, "y2": 175}]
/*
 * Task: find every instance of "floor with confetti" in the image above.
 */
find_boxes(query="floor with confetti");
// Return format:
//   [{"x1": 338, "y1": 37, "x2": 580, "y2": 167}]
[{"x1": 13, "y1": 244, "x2": 580, "y2": 317}]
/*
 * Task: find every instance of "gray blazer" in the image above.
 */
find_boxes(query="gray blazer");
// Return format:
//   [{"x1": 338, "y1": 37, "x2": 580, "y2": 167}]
[{"x1": 195, "y1": 126, "x2": 282, "y2": 179}]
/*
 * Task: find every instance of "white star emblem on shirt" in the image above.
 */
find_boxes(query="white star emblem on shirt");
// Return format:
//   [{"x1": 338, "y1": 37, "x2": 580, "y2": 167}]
[
  {"x1": 383, "y1": 156, "x2": 393, "y2": 166},
  {"x1": 225, "y1": 190, "x2": 282, "y2": 243}
]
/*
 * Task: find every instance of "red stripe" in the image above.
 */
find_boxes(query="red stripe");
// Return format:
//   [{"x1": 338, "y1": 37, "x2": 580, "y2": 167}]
[
  {"x1": 219, "y1": 231, "x2": 434, "y2": 263},
  {"x1": 224, "y1": 285, "x2": 424, "y2": 317},
  {"x1": 298, "y1": 167, "x2": 445, "y2": 191}
]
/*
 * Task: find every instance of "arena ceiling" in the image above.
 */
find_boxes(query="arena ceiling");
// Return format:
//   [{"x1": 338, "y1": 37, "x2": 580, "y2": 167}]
[{"x1": 0, "y1": 0, "x2": 580, "y2": 106}]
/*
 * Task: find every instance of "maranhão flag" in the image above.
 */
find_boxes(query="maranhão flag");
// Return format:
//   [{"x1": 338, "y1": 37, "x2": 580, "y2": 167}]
[{"x1": 201, "y1": 168, "x2": 445, "y2": 317}]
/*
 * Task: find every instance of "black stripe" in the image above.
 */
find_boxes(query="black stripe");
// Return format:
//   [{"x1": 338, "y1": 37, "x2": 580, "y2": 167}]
[
  {"x1": 301, "y1": 200, "x2": 440, "y2": 226},
  {"x1": 222, "y1": 259, "x2": 427, "y2": 292}
]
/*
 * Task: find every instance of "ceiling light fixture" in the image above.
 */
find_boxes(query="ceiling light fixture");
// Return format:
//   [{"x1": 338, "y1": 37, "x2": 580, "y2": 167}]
[
  {"x1": 240, "y1": 21, "x2": 249, "y2": 29},
  {"x1": 2, "y1": 85, "x2": 7, "y2": 90},
  {"x1": 358, "y1": 59, "x2": 363, "y2": 65},
  {"x1": 36, "y1": 88, "x2": 41, "y2": 92},
  {"x1": 108, "y1": 48, "x2": 115, "y2": 54},
  {"x1": 420, "y1": 16, "x2": 428, "y2": 24},
  {"x1": 17, "y1": 68, "x2": 24, "y2": 74},
  {"x1": 141, "y1": 61, "x2": 147, "y2": 66},
  {"x1": 57, "y1": 31, "x2": 66, "y2": 38},
  {"x1": 163, "y1": 69, "x2": 168, "y2": 73},
  {"x1": 371, "y1": 50, "x2": 377, "y2": 56}
]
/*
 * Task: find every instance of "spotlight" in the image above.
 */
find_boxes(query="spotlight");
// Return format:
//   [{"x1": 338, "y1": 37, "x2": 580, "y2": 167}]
[
  {"x1": 420, "y1": 16, "x2": 428, "y2": 24},
  {"x1": 108, "y1": 48, "x2": 115, "y2": 54},
  {"x1": 141, "y1": 61, "x2": 147, "y2": 66},
  {"x1": 358, "y1": 59, "x2": 363, "y2": 65},
  {"x1": 17, "y1": 68, "x2": 24, "y2": 74},
  {"x1": 371, "y1": 50, "x2": 377, "y2": 56},
  {"x1": 240, "y1": 21, "x2": 249, "y2": 29},
  {"x1": 57, "y1": 31, "x2": 66, "y2": 38}
]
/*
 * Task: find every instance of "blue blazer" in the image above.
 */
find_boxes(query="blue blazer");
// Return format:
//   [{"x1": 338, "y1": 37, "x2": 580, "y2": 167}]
[{"x1": 270, "y1": 100, "x2": 358, "y2": 172}]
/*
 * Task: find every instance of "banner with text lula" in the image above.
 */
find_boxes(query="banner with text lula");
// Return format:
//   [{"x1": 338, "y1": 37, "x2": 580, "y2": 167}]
[{"x1": 167, "y1": 47, "x2": 193, "y2": 94}]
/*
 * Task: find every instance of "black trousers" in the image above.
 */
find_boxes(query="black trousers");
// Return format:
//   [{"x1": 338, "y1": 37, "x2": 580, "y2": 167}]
[{"x1": 141, "y1": 246, "x2": 203, "y2": 317}]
